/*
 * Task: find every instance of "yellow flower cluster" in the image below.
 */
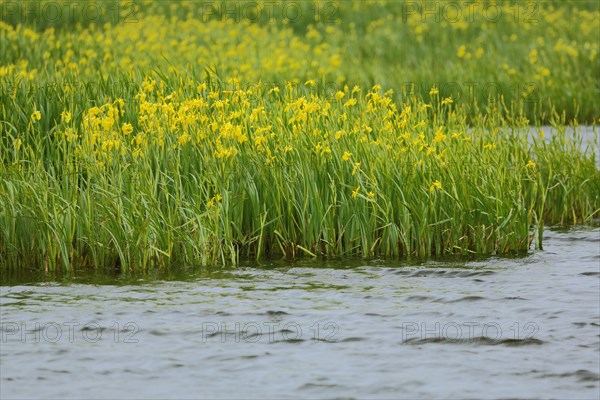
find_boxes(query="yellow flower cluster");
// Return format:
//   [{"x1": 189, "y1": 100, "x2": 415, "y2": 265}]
[
  {"x1": 0, "y1": 10, "x2": 345, "y2": 86},
  {"x1": 57, "y1": 81, "x2": 505, "y2": 200}
]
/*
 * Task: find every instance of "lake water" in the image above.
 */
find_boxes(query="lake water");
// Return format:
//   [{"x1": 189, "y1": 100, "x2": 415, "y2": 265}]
[{"x1": 1, "y1": 225, "x2": 599, "y2": 399}]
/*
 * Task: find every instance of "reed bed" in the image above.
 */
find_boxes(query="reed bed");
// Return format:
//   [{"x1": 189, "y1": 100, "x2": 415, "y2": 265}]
[{"x1": 0, "y1": 1, "x2": 599, "y2": 270}]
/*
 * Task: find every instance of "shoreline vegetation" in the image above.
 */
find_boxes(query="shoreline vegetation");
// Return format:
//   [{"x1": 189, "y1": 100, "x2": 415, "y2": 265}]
[{"x1": 1, "y1": 1, "x2": 599, "y2": 271}]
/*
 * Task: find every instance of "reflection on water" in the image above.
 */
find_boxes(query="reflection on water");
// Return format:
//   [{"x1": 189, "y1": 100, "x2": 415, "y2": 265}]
[{"x1": 1, "y1": 226, "x2": 599, "y2": 399}]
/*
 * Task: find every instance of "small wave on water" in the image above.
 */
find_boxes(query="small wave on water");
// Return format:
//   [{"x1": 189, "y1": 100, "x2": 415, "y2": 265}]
[{"x1": 402, "y1": 337, "x2": 545, "y2": 346}]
